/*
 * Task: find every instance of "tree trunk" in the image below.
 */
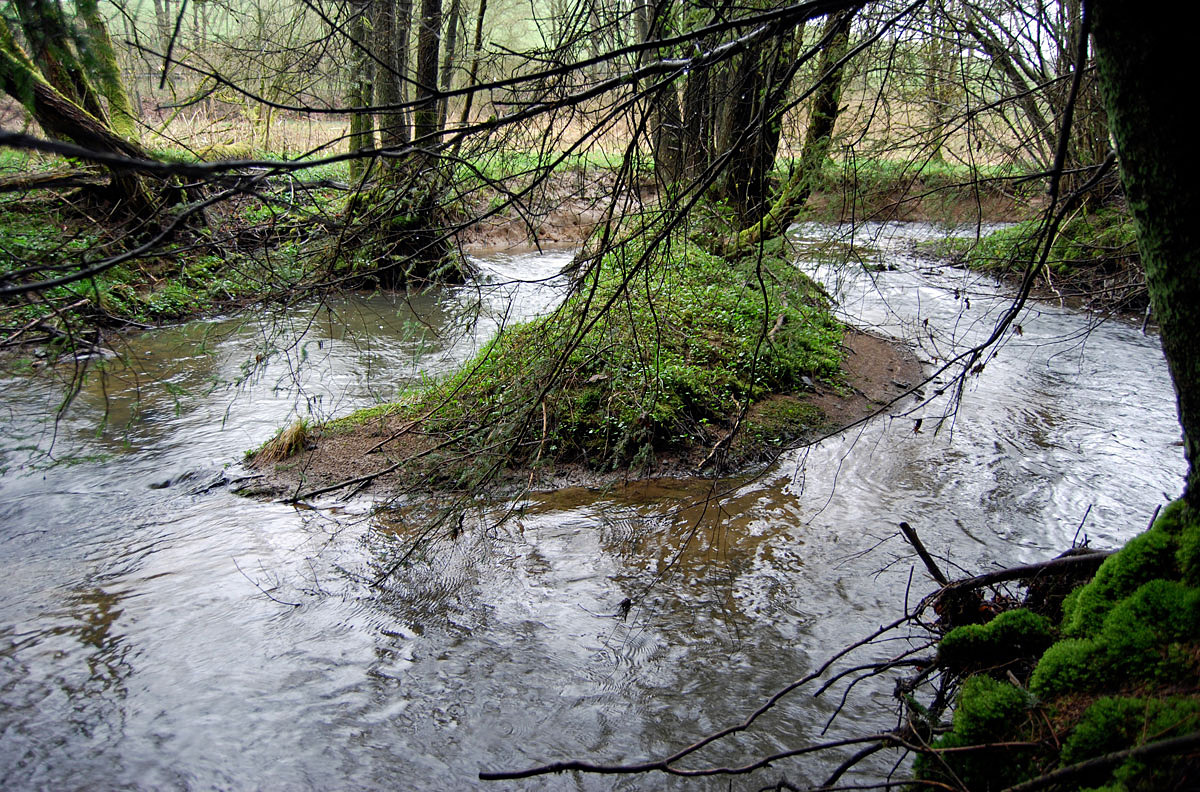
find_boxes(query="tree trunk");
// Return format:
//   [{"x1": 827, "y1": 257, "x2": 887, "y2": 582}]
[
  {"x1": 412, "y1": 0, "x2": 442, "y2": 141},
  {"x1": 723, "y1": 8, "x2": 853, "y2": 254},
  {"x1": 436, "y1": 0, "x2": 463, "y2": 129},
  {"x1": 14, "y1": 0, "x2": 106, "y2": 120},
  {"x1": 1090, "y1": 0, "x2": 1200, "y2": 502},
  {"x1": 347, "y1": 2, "x2": 377, "y2": 181},
  {"x1": 635, "y1": 0, "x2": 685, "y2": 185},
  {"x1": 455, "y1": 0, "x2": 488, "y2": 128},
  {"x1": 373, "y1": 0, "x2": 407, "y2": 149},
  {"x1": 0, "y1": 23, "x2": 157, "y2": 214},
  {"x1": 77, "y1": 0, "x2": 139, "y2": 140}
]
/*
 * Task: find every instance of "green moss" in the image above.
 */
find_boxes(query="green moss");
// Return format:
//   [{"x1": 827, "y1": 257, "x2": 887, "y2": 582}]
[
  {"x1": 925, "y1": 500, "x2": 1200, "y2": 791},
  {"x1": 1155, "y1": 500, "x2": 1200, "y2": 586},
  {"x1": 912, "y1": 677, "x2": 1038, "y2": 790},
  {"x1": 1062, "y1": 528, "x2": 1179, "y2": 637},
  {"x1": 1033, "y1": 579, "x2": 1199, "y2": 697},
  {"x1": 1063, "y1": 696, "x2": 1200, "y2": 765},
  {"x1": 952, "y1": 676, "x2": 1035, "y2": 741},
  {"x1": 939, "y1": 608, "x2": 1055, "y2": 674},
  {"x1": 1061, "y1": 696, "x2": 1200, "y2": 791},
  {"x1": 1029, "y1": 637, "x2": 1101, "y2": 697}
]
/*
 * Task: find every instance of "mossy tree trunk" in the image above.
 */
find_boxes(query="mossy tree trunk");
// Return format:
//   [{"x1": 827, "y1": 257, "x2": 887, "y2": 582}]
[
  {"x1": 76, "y1": 0, "x2": 139, "y2": 140},
  {"x1": 347, "y1": 1, "x2": 377, "y2": 183},
  {"x1": 0, "y1": 16, "x2": 158, "y2": 215},
  {"x1": 713, "y1": 21, "x2": 806, "y2": 222},
  {"x1": 724, "y1": 8, "x2": 854, "y2": 255},
  {"x1": 1091, "y1": 1, "x2": 1200, "y2": 502}
]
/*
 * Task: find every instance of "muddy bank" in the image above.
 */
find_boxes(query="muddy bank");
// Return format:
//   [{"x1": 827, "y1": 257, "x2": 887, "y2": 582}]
[{"x1": 247, "y1": 327, "x2": 924, "y2": 500}]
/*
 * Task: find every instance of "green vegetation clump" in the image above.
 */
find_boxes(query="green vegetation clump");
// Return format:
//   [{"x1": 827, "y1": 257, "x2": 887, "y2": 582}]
[
  {"x1": 938, "y1": 608, "x2": 1054, "y2": 674},
  {"x1": 913, "y1": 501, "x2": 1200, "y2": 791},
  {"x1": 329, "y1": 228, "x2": 842, "y2": 485},
  {"x1": 946, "y1": 206, "x2": 1138, "y2": 276},
  {"x1": 913, "y1": 676, "x2": 1038, "y2": 790},
  {"x1": 1059, "y1": 528, "x2": 1181, "y2": 637}
]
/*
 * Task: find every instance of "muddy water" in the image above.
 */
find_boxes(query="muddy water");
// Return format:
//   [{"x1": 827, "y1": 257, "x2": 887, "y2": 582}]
[{"x1": 0, "y1": 228, "x2": 1185, "y2": 790}]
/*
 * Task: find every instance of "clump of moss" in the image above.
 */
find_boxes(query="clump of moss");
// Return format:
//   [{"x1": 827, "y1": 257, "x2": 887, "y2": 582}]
[
  {"x1": 1060, "y1": 528, "x2": 1180, "y2": 637},
  {"x1": 938, "y1": 608, "x2": 1055, "y2": 675},
  {"x1": 1061, "y1": 696, "x2": 1200, "y2": 791},
  {"x1": 1031, "y1": 578, "x2": 1200, "y2": 697},
  {"x1": 913, "y1": 676, "x2": 1039, "y2": 790},
  {"x1": 914, "y1": 501, "x2": 1200, "y2": 792}
]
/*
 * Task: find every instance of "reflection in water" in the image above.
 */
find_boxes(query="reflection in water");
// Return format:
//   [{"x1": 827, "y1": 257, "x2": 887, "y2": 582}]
[{"x1": 0, "y1": 231, "x2": 1187, "y2": 790}]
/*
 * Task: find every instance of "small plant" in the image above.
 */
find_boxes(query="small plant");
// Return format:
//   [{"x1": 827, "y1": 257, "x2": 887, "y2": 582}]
[{"x1": 250, "y1": 418, "x2": 312, "y2": 464}]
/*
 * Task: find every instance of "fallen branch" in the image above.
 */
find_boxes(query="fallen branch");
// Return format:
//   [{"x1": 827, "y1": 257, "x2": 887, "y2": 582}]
[
  {"x1": 1000, "y1": 730, "x2": 1200, "y2": 792},
  {"x1": 928, "y1": 549, "x2": 1112, "y2": 605},
  {"x1": 898, "y1": 521, "x2": 949, "y2": 585}
]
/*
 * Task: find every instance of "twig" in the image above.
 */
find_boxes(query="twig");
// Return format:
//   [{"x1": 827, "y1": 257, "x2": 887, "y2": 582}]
[{"x1": 898, "y1": 521, "x2": 949, "y2": 585}]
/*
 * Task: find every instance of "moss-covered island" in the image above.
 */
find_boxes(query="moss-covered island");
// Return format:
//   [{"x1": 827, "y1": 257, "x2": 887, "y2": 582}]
[
  {"x1": 913, "y1": 499, "x2": 1200, "y2": 791},
  {"x1": 248, "y1": 230, "x2": 922, "y2": 498}
]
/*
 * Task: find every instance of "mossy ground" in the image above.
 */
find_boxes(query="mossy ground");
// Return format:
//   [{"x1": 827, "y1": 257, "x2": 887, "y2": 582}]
[
  {"x1": 913, "y1": 500, "x2": 1200, "y2": 791},
  {"x1": 269, "y1": 227, "x2": 846, "y2": 491},
  {"x1": 0, "y1": 147, "x2": 350, "y2": 350},
  {"x1": 925, "y1": 204, "x2": 1146, "y2": 314}
]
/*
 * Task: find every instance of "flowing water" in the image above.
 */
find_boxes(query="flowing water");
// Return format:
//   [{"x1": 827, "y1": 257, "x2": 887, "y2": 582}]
[{"x1": 0, "y1": 226, "x2": 1186, "y2": 790}]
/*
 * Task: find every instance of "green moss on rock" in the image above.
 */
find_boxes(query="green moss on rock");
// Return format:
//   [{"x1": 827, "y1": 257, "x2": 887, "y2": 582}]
[
  {"x1": 939, "y1": 608, "x2": 1054, "y2": 674},
  {"x1": 1061, "y1": 527, "x2": 1179, "y2": 637}
]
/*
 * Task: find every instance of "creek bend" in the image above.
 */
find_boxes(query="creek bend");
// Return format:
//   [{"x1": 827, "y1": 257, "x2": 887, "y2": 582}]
[{"x1": 0, "y1": 223, "x2": 1185, "y2": 790}]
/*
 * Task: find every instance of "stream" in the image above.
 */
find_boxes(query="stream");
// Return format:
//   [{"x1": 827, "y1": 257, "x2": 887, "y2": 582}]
[{"x1": 0, "y1": 223, "x2": 1186, "y2": 790}]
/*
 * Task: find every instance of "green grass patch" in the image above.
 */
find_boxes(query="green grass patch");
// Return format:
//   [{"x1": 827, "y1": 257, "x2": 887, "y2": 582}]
[{"x1": 931, "y1": 205, "x2": 1139, "y2": 276}]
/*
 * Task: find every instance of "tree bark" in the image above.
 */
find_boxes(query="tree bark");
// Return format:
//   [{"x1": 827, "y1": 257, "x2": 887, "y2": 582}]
[
  {"x1": 347, "y1": 2, "x2": 377, "y2": 181},
  {"x1": 1090, "y1": 0, "x2": 1200, "y2": 502},
  {"x1": 436, "y1": 0, "x2": 463, "y2": 128},
  {"x1": 724, "y1": 8, "x2": 854, "y2": 254},
  {"x1": 77, "y1": 0, "x2": 139, "y2": 140},
  {"x1": 413, "y1": 0, "x2": 443, "y2": 141},
  {"x1": 373, "y1": 0, "x2": 407, "y2": 149},
  {"x1": 455, "y1": 0, "x2": 488, "y2": 128},
  {"x1": 14, "y1": 0, "x2": 106, "y2": 120},
  {"x1": 0, "y1": 18, "x2": 157, "y2": 213}
]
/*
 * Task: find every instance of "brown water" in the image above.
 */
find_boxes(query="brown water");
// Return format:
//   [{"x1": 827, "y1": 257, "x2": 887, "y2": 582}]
[{"x1": 0, "y1": 227, "x2": 1185, "y2": 790}]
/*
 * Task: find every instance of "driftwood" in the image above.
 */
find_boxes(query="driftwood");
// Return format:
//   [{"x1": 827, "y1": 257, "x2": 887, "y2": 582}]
[{"x1": 897, "y1": 520, "x2": 1113, "y2": 625}]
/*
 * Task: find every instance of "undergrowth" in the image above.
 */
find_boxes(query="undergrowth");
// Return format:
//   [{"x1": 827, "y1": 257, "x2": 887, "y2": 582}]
[
  {"x1": 925, "y1": 204, "x2": 1147, "y2": 313},
  {"x1": 913, "y1": 499, "x2": 1200, "y2": 791}
]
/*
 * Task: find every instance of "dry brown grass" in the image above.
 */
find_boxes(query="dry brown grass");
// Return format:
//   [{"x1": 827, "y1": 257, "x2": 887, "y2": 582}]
[{"x1": 251, "y1": 418, "x2": 312, "y2": 465}]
